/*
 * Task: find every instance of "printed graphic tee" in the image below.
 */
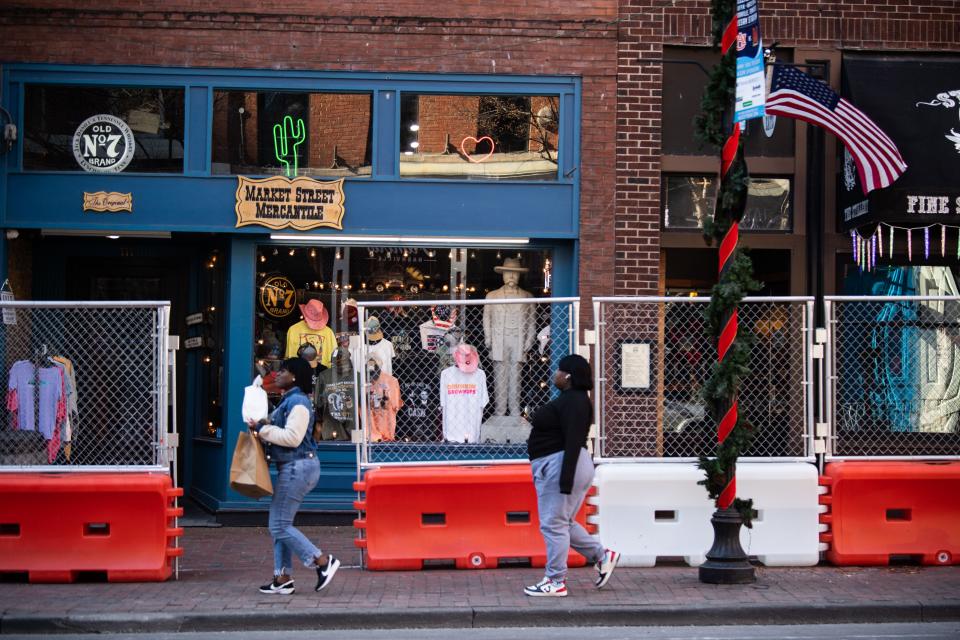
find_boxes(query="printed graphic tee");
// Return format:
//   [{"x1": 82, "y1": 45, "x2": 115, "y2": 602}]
[
  {"x1": 439, "y1": 366, "x2": 489, "y2": 443},
  {"x1": 285, "y1": 321, "x2": 337, "y2": 367},
  {"x1": 367, "y1": 338, "x2": 396, "y2": 376}
]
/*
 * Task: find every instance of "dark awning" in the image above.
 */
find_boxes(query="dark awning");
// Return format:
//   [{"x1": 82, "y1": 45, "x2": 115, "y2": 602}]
[{"x1": 838, "y1": 55, "x2": 960, "y2": 231}]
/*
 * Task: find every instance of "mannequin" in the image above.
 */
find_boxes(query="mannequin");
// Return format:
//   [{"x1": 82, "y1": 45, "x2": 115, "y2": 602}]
[
  {"x1": 366, "y1": 354, "x2": 402, "y2": 442},
  {"x1": 483, "y1": 258, "x2": 535, "y2": 417},
  {"x1": 440, "y1": 344, "x2": 489, "y2": 443},
  {"x1": 364, "y1": 315, "x2": 396, "y2": 376},
  {"x1": 315, "y1": 346, "x2": 354, "y2": 441}
]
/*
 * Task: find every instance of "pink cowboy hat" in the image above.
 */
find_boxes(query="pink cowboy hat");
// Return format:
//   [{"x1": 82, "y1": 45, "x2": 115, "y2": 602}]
[
  {"x1": 453, "y1": 343, "x2": 480, "y2": 374},
  {"x1": 298, "y1": 299, "x2": 329, "y2": 331}
]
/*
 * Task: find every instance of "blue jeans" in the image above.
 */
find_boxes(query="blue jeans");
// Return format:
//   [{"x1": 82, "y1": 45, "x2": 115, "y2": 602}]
[
  {"x1": 269, "y1": 456, "x2": 322, "y2": 575},
  {"x1": 531, "y1": 448, "x2": 605, "y2": 581}
]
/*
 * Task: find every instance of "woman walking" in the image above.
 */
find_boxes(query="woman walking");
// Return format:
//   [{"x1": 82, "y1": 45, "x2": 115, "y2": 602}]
[
  {"x1": 247, "y1": 357, "x2": 340, "y2": 595},
  {"x1": 524, "y1": 354, "x2": 619, "y2": 597}
]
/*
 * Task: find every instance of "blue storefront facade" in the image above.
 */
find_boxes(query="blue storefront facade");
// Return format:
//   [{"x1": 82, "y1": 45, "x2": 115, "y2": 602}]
[{"x1": 0, "y1": 63, "x2": 584, "y2": 513}]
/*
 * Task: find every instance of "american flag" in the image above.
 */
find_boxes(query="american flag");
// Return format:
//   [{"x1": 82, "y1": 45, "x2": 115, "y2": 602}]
[{"x1": 766, "y1": 65, "x2": 907, "y2": 194}]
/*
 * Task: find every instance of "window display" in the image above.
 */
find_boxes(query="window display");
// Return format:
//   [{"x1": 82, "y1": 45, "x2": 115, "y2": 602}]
[
  {"x1": 24, "y1": 85, "x2": 185, "y2": 173},
  {"x1": 253, "y1": 245, "x2": 552, "y2": 445},
  {"x1": 399, "y1": 93, "x2": 560, "y2": 180},
  {"x1": 211, "y1": 90, "x2": 373, "y2": 178}
]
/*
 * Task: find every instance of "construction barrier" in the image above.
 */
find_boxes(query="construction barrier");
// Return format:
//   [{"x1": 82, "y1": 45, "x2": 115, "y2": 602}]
[
  {"x1": 820, "y1": 461, "x2": 960, "y2": 566},
  {"x1": 0, "y1": 473, "x2": 183, "y2": 582},
  {"x1": 589, "y1": 462, "x2": 820, "y2": 567},
  {"x1": 354, "y1": 464, "x2": 592, "y2": 570}
]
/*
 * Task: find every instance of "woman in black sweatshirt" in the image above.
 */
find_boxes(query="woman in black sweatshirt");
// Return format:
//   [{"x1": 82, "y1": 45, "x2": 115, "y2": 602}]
[{"x1": 523, "y1": 354, "x2": 620, "y2": 597}]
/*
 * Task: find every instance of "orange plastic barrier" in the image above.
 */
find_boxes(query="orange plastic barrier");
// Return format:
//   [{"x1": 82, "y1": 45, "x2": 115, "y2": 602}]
[
  {"x1": 820, "y1": 461, "x2": 960, "y2": 566},
  {"x1": 0, "y1": 473, "x2": 183, "y2": 582},
  {"x1": 353, "y1": 464, "x2": 594, "y2": 570}
]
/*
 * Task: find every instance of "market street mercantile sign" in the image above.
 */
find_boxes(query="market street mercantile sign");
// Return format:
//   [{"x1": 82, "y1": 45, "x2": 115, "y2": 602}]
[
  {"x1": 235, "y1": 176, "x2": 345, "y2": 231},
  {"x1": 83, "y1": 191, "x2": 133, "y2": 212}
]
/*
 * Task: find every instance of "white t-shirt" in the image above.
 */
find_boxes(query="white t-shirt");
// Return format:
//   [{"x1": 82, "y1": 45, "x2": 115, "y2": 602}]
[
  {"x1": 439, "y1": 366, "x2": 489, "y2": 443},
  {"x1": 368, "y1": 339, "x2": 396, "y2": 376}
]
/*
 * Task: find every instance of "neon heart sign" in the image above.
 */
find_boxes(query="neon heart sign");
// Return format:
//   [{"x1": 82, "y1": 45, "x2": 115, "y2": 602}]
[{"x1": 460, "y1": 136, "x2": 495, "y2": 163}]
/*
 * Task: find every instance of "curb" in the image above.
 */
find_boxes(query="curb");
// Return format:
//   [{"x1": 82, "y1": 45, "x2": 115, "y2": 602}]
[{"x1": 2, "y1": 602, "x2": 959, "y2": 635}]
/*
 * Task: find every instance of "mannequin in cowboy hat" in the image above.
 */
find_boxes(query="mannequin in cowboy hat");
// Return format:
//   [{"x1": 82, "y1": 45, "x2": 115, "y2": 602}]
[
  {"x1": 483, "y1": 257, "x2": 536, "y2": 417},
  {"x1": 285, "y1": 299, "x2": 337, "y2": 368}
]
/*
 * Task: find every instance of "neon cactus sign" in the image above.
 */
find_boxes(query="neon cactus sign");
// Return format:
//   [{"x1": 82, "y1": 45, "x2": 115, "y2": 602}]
[{"x1": 272, "y1": 115, "x2": 306, "y2": 177}]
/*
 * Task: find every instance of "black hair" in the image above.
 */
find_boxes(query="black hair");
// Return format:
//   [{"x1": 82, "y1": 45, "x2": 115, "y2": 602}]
[
  {"x1": 558, "y1": 354, "x2": 593, "y2": 391},
  {"x1": 280, "y1": 357, "x2": 313, "y2": 394}
]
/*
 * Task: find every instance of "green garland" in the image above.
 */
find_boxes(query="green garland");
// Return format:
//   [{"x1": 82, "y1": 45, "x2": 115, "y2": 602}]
[{"x1": 693, "y1": 0, "x2": 761, "y2": 528}]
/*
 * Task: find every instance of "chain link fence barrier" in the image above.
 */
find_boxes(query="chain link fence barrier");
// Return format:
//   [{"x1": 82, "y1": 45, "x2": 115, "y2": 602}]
[
  {"x1": 593, "y1": 297, "x2": 813, "y2": 461},
  {"x1": 355, "y1": 298, "x2": 578, "y2": 467},
  {"x1": 0, "y1": 302, "x2": 173, "y2": 471},
  {"x1": 827, "y1": 296, "x2": 960, "y2": 458}
]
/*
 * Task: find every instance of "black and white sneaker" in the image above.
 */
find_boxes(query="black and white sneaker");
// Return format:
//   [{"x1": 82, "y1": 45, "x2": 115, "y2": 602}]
[
  {"x1": 595, "y1": 548, "x2": 620, "y2": 589},
  {"x1": 259, "y1": 577, "x2": 295, "y2": 595},
  {"x1": 314, "y1": 555, "x2": 340, "y2": 592}
]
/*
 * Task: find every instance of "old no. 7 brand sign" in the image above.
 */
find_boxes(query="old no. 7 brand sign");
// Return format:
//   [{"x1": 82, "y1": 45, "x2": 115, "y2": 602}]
[
  {"x1": 72, "y1": 114, "x2": 136, "y2": 173},
  {"x1": 235, "y1": 176, "x2": 345, "y2": 231}
]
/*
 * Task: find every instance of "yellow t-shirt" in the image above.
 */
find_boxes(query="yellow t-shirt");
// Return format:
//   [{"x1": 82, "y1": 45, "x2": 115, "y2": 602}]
[{"x1": 285, "y1": 321, "x2": 337, "y2": 368}]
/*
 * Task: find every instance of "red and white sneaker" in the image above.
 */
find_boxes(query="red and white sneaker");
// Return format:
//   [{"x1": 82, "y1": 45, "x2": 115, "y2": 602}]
[
  {"x1": 523, "y1": 576, "x2": 568, "y2": 597},
  {"x1": 595, "y1": 548, "x2": 620, "y2": 589}
]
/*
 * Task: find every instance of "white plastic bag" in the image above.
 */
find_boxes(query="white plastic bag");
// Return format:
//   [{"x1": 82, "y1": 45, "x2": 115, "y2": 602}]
[{"x1": 242, "y1": 375, "x2": 269, "y2": 424}]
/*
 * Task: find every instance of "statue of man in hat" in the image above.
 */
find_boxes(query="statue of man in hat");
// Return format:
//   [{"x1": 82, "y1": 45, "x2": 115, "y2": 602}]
[{"x1": 483, "y1": 257, "x2": 535, "y2": 417}]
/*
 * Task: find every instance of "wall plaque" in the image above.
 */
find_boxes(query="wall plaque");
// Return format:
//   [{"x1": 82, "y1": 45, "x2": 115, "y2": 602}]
[
  {"x1": 83, "y1": 191, "x2": 133, "y2": 212},
  {"x1": 235, "y1": 176, "x2": 345, "y2": 231},
  {"x1": 259, "y1": 275, "x2": 297, "y2": 318}
]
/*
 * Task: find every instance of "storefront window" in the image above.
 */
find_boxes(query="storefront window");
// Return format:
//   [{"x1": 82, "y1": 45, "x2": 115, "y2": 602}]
[
  {"x1": 23, "y1": 85, "x2": 185, "y2": 173},
  {"x1": 211, "y1": 90, "x2": 373, "y2": 177},
  {"x1": 399, "y1": 93, "x2": 559, "y2": 180},
  {"x1": 662, "y1": 175, "x2": 792, "y2": 231},
  {"x1": 253, "y1": 245, "x2": 553, "y2": 442}
]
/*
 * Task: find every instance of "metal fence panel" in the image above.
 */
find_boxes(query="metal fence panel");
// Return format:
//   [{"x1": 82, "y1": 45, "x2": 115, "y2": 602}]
[
  {"x1": 594, "y1": 297, "x2": 813, "y2": 460},
  {"x1": 0, "y1": 302, "x2": 171, "y2": 470},
  {"x1": 356, "y1": 298, "x2": 578, "y2": 467},
  {"x1": 827, "y1": 296, "x2": 960, "y2": 458}
]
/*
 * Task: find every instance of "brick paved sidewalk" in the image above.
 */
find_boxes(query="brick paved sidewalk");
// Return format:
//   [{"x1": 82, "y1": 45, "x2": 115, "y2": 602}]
[{"x1": 1, "y1": 525, "x2": 958, "y2": 634}]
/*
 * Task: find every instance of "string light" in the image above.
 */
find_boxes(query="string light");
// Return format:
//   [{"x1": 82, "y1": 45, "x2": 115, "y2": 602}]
[
  {"x1": 878, "y1": 226, "x2": 883, "y2": 258},
  {"x1": 908, "y1": 228, "x2": 913, "y2": 261},
  {"x1": 924, "y1": 227, "x2": 930, "y2": 260},
  {"x1": 310, "y1": 248, "x2": 316, "y2": 258},
  {"x1": 942, "y1": 225, "x2": 946, "y2": 258},
  {"x1": 853, "y1": 222, "x2": 960, "y2": 266}
]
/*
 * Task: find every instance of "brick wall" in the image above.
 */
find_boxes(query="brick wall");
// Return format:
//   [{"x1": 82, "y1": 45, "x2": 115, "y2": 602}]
[
  {"x1": 0, "y1": 2, "x2": 619, "y2": 315},
  {"x1": 615, "y1": 0, "x2": 960, "y2": 297}
]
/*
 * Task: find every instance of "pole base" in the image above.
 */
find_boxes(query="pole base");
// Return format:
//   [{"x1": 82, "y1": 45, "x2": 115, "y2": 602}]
[{"x1": 698, "y1": 506, "x2": 756, "y2": 585}]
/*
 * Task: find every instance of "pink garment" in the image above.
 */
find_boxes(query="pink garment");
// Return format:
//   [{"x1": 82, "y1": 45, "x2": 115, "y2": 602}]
[{"x1": 366, "y1": 372, "x2": 402, "y2": 442}]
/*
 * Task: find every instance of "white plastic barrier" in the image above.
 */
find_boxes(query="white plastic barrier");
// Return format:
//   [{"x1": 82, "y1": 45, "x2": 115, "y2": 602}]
[{"x1": 588, "y1": 462, "x2": 821, "y2": 567}]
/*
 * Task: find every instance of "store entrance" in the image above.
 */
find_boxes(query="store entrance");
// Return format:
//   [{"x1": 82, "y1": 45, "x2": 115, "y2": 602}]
[{"x1": 33, "y1": 236, "x2": 199, "y2": 487}]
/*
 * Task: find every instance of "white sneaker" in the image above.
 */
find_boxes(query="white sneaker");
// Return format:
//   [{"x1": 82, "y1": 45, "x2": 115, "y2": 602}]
[
  {"x1": 259, "y1": 577, "x2": 295, "y2": 595},
  {"x1": 595, "y1": 548, "x2": 620, "y2": 589},
  {"x1": 523, "y1": 576, "x2": 568, "y2": 597},
  {"x1": 314, "y1": 555, "x2": 340, "y2": 592}
]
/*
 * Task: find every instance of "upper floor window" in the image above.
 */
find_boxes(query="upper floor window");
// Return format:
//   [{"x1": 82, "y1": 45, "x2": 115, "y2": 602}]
[
  {"x1": 399, "y1": 93, "x2": 559, "y2": 180},
  {"x1": 662, "y1": 47, "x2": 794, "y2": 158},
  {"x1": 23, "y1": 85, "x2": 185, "y2": 173},
  {"x1": 662, "y1": 175, "x2": 793, "y2": 231},
  {"x1": 211, "y1": 90, "x2": 373, "y2": 178}
]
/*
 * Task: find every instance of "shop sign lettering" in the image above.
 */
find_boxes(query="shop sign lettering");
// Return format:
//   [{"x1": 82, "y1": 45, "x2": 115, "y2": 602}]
[
  {"x1": 260, "y1": 275, "x2": 297, "y2": 319},
  {"x1": 235, "y1": 176, "x2": 345, "y2": 231},
  {"x1": 82, "y1": 191, "x2": 133, "y2": 212},
  {"x1": 905, "y1": 195, "x2": 960, "y2": 215},
  {"x1": 72, "y1": 115, "x2": 136, "y2": 173}
]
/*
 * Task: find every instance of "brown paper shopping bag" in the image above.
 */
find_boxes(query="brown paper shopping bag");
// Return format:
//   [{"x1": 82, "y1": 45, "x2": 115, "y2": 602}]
[{"x1": 229, "y1": 431, "x2": 273, "y2": 498}]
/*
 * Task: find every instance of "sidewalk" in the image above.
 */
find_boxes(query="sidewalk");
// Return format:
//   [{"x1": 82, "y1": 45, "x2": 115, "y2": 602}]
[{"x1": 1, "y1": 525, "x2": 958, "y2": 634}]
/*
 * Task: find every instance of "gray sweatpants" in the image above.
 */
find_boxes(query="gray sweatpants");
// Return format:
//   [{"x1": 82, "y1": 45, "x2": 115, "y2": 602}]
[{"x1": 531, "y1": 448, "x2": 605, "y2": 581}]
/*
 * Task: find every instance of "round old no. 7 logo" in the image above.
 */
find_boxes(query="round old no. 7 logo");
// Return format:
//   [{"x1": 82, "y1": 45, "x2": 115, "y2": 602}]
[{"x1": 72, "y1": 114, "x2": 136, "y2": 173}]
